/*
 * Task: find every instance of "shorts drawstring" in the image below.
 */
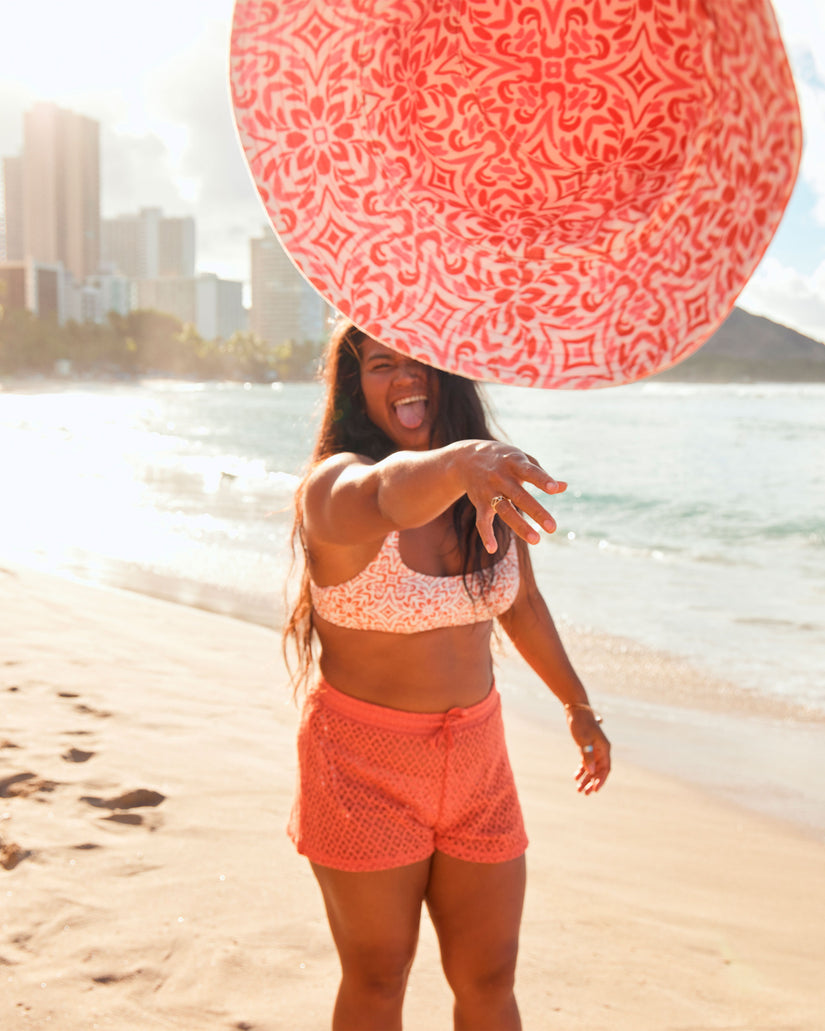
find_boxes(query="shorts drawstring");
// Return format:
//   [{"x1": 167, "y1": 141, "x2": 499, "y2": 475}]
[{"x1": 430, "y1": 707, "x2": 469, "y2": 751}]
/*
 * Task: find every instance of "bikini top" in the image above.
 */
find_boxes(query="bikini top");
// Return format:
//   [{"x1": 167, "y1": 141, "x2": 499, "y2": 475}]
[{"x1": 310, "y1": 531, "x2": 520, "y2": 634}]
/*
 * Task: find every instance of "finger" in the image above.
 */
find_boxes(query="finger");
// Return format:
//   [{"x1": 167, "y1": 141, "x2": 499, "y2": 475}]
[
  {"x1": 578, "y1": 764, "x2": 608, "y2": 794},
  {"x1": 493, "y1": 489, "x2": 557, "y2": 539},
  {"x1": 490, "y1": 496, "x2": 542, "y2": 545},
  {"x1": 478, "y1": 493, "x2": 521, "y2": 553},
  {"x1": 520, "y1": 457, "x2": 567, "y2": 497},
  {"x1": 477, "y1": 507, "x2": 500, "y2": 554},
  {"x1": 577, "y1": 749, "x2": 597, "y2": 790},
  {"x1": 575, "y1": 764, "x2": 595, "y2": 793},
  {"x1": 576, "y1": 768, "x2": 600, "y2": 794},
  {"x1": 502, "y1": 477, "x2": 567, "y2": 534},
  {"x1": 576, "y1": 742, "x2": 608, "y2": 793}
]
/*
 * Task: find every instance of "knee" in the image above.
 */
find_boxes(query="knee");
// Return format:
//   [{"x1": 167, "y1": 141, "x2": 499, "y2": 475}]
[
  {"x1": 341, "y1": 942, "x2": 416, "y2": 1001},
  {"x1": 443, "y1": 938, "x2": 519, "y2": 1003}
]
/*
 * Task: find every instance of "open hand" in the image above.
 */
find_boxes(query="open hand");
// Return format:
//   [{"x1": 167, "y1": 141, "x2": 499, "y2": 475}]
[
  {"x1": 461, "y1": 441, "x2": 567, "y2": 553},
  {"x1": 567, "y1": 709, "x2": 611, "y2": 794}
]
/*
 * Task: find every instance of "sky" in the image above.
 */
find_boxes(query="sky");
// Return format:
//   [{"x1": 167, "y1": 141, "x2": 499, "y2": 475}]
[{"x1": 1, "y1": 0, "x2": 824, "y2": 343}]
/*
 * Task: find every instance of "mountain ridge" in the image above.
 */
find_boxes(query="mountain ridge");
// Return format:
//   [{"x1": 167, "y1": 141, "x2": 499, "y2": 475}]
[{"x1": 655, "y1": 308, "x2": 825, "y2": 382}]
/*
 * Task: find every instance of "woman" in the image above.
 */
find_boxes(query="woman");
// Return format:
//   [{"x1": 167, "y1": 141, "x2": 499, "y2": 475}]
[{"x1": 284, "y1": 319, "x2": 610, "y2": 1031}]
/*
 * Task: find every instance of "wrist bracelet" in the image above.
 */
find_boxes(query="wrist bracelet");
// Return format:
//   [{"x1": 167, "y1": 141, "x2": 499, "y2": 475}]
[{"x1": 564, "y1": 702, "x2": 603, "y2": 724}]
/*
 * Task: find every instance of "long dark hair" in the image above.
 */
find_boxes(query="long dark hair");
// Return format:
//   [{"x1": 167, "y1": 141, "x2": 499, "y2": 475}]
[{"x1": 283, "y1": 318, "x2": 508, "y2": 692}]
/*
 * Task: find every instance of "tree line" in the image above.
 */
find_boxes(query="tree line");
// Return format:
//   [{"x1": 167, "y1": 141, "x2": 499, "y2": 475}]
[{"x1": 0, "y1": 307, "x2": 322, "y2": 382}]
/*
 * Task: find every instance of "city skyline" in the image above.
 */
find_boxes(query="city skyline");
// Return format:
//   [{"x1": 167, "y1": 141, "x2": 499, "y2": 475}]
[
  {"x1": 1, "y1": 0, "x2": 824, "y2": 344},
  {"x1": 0, "y1": 98, "x2": 330, "y2": 348}
]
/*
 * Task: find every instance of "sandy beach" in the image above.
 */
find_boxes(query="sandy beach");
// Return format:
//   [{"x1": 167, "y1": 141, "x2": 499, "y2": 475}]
[{"x1": 2, "y1": 562, "x2": 824, "y2": 1030}]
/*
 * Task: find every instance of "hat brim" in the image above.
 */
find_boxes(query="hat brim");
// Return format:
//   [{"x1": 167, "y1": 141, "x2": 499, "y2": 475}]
[{"x1": 230, "y1": 0, "x2": 802, "y2": 388}]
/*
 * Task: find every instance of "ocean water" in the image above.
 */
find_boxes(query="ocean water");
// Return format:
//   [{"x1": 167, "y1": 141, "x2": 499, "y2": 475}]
[{"x1": 1, "y1": 377, "x2": 823, "y2": 716}]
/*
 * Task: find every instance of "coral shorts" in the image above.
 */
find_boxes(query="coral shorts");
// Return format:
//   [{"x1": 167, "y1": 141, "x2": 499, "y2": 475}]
[{"x1": 288, "y1": 679, "x2": 528, "y2": 872}]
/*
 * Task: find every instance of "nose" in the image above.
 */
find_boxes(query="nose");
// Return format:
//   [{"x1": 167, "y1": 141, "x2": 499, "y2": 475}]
[{"x1": 394, "y1": 358, "x2": 425, "y2": 382}]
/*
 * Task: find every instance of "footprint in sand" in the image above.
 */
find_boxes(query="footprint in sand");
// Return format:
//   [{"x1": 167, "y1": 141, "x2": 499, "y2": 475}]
[
  {"x1": 81, "y1": 789, "x2": 166, "y2": 828},
  {"x1": 0, "y1": 773, "x2": 61, "y2": 867},
  {"x1": 92, "y1": 971, "x2": 143, "y2": 984},
  {"x1": 0, "y1": 837, "x2": 31, "y2": 870},
  {"x1": 0, "y1": 772, "x2": 59, "y2": 800},
  {"x1": 82, "y1": 789, "x2": 165, "y2": 810},
  {"x1": 106, "y1": 813, "x2": 146, "y2": 826},
  {"x1": 61, "y1": 747, "x2": 95, "y2": 763},
  {"x1": 73, "y1": 703, "x2": 112, "y2": 718}
]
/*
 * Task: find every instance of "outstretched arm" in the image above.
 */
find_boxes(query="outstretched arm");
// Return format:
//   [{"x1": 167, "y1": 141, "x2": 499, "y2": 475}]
[
  {"x1": 303, "y1": 440, "x2": 567, "y2": 553},
  {"x1": 498, "y1": 543, "x2": 611, "y2": 793}
]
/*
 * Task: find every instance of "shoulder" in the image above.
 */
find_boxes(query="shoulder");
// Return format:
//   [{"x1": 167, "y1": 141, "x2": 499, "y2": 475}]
[
  {"x1": 303, "y1": 451, "x2": 376, "y2": 505},
  {"x1": 301, "y1": 451, "x2": 389, "y2": 549}
]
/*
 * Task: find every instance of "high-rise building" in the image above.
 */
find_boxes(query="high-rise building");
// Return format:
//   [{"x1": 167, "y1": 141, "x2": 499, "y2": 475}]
[
  {"x1": 86, "y1": 270, "x2": 132, "y2": 320},
  {"x1": 250, "y1": 226, "x2": 333, "y2": 350},
  {"x1": 195, "y1": 274, "x2": 246, "y2": 341},
  {"x1": 21, "y1": 102, "x2": 100, "y2": 282},
  {"x1": 158, "y1": 215, "x2": 195, "y2": 278},
  {"x1": 1, "y1": 156, "x2": 24, "y2": 261},
  {"x1": 0, "y1": 259, "x2": 64, "y2": 321},
  {"x1": 101, "y1": 207, "x2": 195, "y2": 279},
  {"x1": 100, "y1": 213, "x2": 142, "y2": 279},
  {"x1": 134, "y1": 273, "x2": 245, "y2": 341}
]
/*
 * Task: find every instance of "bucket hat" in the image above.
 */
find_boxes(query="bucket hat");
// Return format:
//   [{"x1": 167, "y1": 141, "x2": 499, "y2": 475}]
[{"x1": 230, "y1": 0, "x2": 802, "y2": 388}]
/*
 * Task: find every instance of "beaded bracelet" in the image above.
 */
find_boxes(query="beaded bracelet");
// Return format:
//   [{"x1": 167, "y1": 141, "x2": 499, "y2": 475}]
[{"x1": 563, "y1": 702, "x2": 603, "y2": 724}]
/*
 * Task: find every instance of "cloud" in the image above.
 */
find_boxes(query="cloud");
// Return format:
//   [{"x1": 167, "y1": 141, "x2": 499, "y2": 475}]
[
  {"x1": 739, "y1": 256, "x2": 825, "y2": 344},
  {"x1": 774, "y1": 0, "x2": 825, "y2": 223},
  {"x1": 140, "y1": 20, "x2": 267, "y2": 282},
  {"x1": 736, "y1": 1, "x2": 825, "y2": 343},
  {"x1": 101, "y1": 129, "x2": 194, "y2": 218},
  {"x1": 793, "y1": 70, "x2": 825, "y2": 227},
  {"x1": 0, "y1": 81, "x2": 33, "y2": 156}
]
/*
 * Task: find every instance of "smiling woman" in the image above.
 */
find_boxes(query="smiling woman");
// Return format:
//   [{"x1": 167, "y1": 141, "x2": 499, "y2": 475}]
[
  {"x1": 281, "y1": 317, "x2": 609, "y2": 1030},
  {"x1": 358, "y1": 339, "x2": 435, "y2": 447}
]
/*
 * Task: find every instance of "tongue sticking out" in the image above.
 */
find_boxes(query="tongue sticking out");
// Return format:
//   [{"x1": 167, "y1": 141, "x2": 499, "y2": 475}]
[{"x1": 395, "y1": 400, "x2": 427, "y2": 430}]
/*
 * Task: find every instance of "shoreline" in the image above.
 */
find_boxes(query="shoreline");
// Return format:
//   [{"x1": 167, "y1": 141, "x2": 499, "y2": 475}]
[
  {"x1": 8, "y1": 538, "x2": 824, "y2": 723},
  {"x1": 2, "y1": 559, "x2": 823, "y2": 1029},
  {"x1": 16, "y1": 549, "x2": 822, "y2": 722},
  {"x1": 5, "y1": 555, "x2": 825, "y2": 844}
]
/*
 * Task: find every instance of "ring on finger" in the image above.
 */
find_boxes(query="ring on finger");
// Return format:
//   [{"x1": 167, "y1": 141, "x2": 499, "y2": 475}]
[
  {"x1": 491, "y1": 495, "x2": 508, "y2": 512},
  {"x1": 582, "y1": 744, "x2": 595, "y2": 754}
]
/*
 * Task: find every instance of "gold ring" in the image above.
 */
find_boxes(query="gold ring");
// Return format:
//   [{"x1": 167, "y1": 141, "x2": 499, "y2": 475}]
[{"x1": 491, "y1": 495, "x2": 507, "y2": 512}]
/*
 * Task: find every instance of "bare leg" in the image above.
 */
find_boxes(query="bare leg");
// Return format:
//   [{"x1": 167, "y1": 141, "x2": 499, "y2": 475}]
[
  {"x1": 311, "y1": 858, "x2": 431, "y2": 1031},
  {"x1": 426, "y1": 852, "x2": 526, "y2": 1031}
]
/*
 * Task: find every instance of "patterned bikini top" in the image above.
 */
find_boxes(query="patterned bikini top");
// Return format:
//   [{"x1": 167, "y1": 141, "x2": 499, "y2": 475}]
[{"x1": 310, "y1": 531, "x2": 520, "y2": 634}]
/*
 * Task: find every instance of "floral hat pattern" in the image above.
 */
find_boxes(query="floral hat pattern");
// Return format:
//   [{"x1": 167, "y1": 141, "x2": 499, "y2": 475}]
[{"x1": 230, "y1": 0, "x2": 802, "y2": 388}]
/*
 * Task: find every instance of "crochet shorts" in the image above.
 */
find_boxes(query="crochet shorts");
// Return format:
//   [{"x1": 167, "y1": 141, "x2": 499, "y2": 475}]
[{"x1": 288, "y1": 679, "x2": 528, "y2": 872}]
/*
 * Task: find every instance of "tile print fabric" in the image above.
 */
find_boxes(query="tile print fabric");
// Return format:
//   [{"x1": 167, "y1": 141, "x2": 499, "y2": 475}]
[
  {"x1": 230, "y1": 0, "x2": 801, "y2": 388},
  {"x1": 309, "y1": 530, "x2": 520, "y2": 633}
]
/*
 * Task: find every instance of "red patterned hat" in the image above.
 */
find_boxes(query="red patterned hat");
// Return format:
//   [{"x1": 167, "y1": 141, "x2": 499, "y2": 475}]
[{"x1": 230, "y1": 0, "x2": 802, "y2": 389}]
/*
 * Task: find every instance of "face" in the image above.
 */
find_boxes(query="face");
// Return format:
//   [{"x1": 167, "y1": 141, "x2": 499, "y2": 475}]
[{"x1": 358, "y1": 337, "x2": 437, "y2": 451}]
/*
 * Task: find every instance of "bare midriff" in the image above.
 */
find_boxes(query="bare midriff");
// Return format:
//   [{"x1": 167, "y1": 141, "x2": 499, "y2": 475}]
[{"x1": 314, "y1": 616, "x2": 496, "y2": 713}]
